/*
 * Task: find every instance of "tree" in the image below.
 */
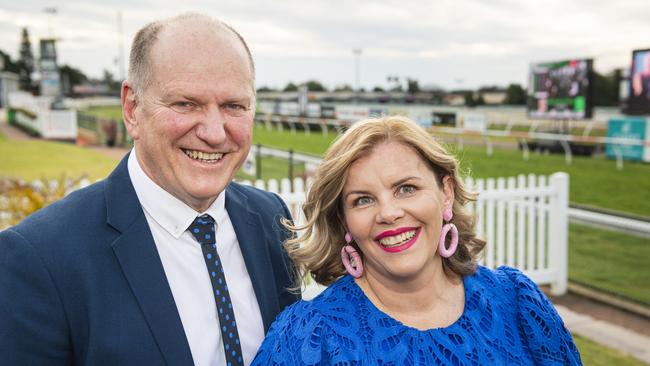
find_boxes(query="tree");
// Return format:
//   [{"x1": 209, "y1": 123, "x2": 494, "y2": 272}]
[
  {"x1": 59, "y1": 64, "x2": 88, "y2": 86},
  {"x1": 305, "y1": 79, "x2": 327, "y2": 92},
  {"x1": 463, "y1": 91, "x2": 482, "y2": 107},
  {"x1": 478, "y1": 85, "x2": 501, "y2": 92},
  {"x1": 282, "y1": 82, "x2": 298, "y2": 92},
  {"x1": 102, "y1": 69, "x2": 121, "y2": 93},
  {"x1": 17, "y1": 28, "x2": 35, "y2": 91},
  {"x1": 334, "y1": 84, "x2": 353, "y2": 92},
  {"x1": 504, "y1": 83, "x2": 527, "y2": 105},
  {"x1": 0, "y1": 49, "x2": 20, "y2": 73},
  {"x1": 256, "y1": 86, "x2": 276, "y2": 92},
  {"x1": 59, "y1": 64, "x2": 88, "y2": 95},
  {"x1": 406, "y1": 78, "x2": 420, "y2": 94},
  {"x1": 592, "y1": 70, "x2": 619, "y2": 106},
  {"x1": 372, "y1": 86, "x2": 385, "y2": 92}
]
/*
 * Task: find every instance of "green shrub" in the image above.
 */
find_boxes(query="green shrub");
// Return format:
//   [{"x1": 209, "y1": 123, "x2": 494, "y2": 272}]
[{"x1": 0, "y1": 175, "x2": 86, "y2": 230}]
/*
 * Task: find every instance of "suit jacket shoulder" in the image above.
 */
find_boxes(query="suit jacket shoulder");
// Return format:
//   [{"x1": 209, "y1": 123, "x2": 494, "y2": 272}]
[{"x1": 224, "y1": 181, "x2": 300, "y2": 330}]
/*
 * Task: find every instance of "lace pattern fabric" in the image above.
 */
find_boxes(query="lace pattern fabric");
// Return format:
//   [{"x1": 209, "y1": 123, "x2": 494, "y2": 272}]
[{"x1": 252, "y1": 266, "x2": 582, "y2": 365}]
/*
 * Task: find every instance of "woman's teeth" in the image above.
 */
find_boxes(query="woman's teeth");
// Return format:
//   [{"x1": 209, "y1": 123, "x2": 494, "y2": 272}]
[
  {"x1": 379, "y1": 230, "x2": 417, "y2": 247},
  {"x1": 183, "y1": 149, "x2": 224, "y2": 162}
]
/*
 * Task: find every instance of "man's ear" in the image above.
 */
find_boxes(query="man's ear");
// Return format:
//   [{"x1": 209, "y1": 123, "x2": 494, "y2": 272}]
[
  {"x1": 121, "y1": 81, "x2": 140, "y2": 140},
  {"x1": 442, "y1": 175, "x2": 455, "y2": 207}
]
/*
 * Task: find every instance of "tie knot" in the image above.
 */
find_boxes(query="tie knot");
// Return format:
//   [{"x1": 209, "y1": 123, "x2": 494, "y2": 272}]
[{"x1": 189, "y1": 214, "x2": 216, "y2": 245}]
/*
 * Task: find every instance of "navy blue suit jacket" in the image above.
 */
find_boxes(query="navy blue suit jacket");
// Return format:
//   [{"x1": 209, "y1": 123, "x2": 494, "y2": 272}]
[{"x1": 0, "y1": 155, "x2": 299, "y2": 365}]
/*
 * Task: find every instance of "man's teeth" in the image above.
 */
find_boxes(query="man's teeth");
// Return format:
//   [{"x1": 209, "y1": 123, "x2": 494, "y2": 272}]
[
  {"x1": 379, "y1": 230, "x2": 417, "y2": 247},
  {"x1": 184, "y1": 149, "x2": 224, "y2": 162}
]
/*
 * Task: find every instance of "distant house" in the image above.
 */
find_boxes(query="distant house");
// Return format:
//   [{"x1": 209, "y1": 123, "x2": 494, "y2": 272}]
[
  {"x1": 480, "y1": 90, "x2": 507, "y2": 105},
  {"x1": 444, "y1": 93, "x2": 466, "y2": 106}
]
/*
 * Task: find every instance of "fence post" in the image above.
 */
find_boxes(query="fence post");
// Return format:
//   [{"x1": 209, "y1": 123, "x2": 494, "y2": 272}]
[
  {"x1": 255, "y1": 143, "x2": 262, "y2": 179},
  {"x1": 548, "y1": 172, "x2": 569, "y2": 295},
  {"x1": 288, "y1": 148, "x2": 294, "y2": 191}
]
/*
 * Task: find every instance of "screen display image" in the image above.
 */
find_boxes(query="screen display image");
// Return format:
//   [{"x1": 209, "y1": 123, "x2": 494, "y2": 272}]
[
  {"x1": 625, "y1": 48, "x2": 650, "y2": 115},
  {"x1": 527, "y1": 59, "x2": 593, "y2": 119}
]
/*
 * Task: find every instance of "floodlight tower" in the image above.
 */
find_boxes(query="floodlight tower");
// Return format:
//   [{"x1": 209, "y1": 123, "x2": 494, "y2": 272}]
[
  {"x1": 43, "y1": 7, "x2": 57, "y2": 38},
  {"x1": 353, "y1": 48, "x2": 362, "y2": 103}
]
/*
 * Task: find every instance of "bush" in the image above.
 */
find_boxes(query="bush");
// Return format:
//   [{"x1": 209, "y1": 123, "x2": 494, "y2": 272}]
[{"x1": 0, "y1": 175, "x2": 87, "y2": 230}]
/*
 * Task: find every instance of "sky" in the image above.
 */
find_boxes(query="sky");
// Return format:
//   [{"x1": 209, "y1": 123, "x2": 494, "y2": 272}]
[{"x1": 1, "y1": 0, "x2": 649, "y2": 91}]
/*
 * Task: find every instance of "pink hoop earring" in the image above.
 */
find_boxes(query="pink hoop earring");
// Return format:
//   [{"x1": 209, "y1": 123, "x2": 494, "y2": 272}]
[
  {"x1": 341, "y1": 232, "x2": 363, "y2": 278},
  {"x1": 438, "y1": 208, "x2": 458, "y2": 258}
]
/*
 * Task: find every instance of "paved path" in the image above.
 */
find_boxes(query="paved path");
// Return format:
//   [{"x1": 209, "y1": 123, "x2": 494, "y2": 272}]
[
  {"x1": 0, "y1": 112, "x2": 32, "y2": 140},
  {"x1": 557, "y1": 305, "x2": 650, "y2": 364}
]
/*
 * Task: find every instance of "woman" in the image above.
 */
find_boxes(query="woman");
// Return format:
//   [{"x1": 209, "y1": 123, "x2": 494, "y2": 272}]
[{"x1": 253, "y1": 116, "x2": 582, "y2": 365}]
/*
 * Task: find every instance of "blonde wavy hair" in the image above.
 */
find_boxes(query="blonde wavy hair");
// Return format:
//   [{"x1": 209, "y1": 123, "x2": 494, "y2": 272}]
[{"x1": 285, "y1": 116, "x2": 485, "y2": 289}]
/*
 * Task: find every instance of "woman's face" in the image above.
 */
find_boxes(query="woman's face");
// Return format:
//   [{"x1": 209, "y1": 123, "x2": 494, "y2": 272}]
[{"x1": 342, "y1": 141, "x2": 454, "y2": 282}]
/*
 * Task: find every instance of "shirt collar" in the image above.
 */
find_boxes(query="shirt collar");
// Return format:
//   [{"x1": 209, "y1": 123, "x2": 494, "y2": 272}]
[{"x1": 128, "y1": 149, "x2": 226, "y2": 238}]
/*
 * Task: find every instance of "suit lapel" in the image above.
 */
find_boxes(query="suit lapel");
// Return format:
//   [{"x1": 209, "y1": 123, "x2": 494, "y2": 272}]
[
  {"x1": 106, "y1": 155, "x2": 194, "y2": 365},
  {"x1": 225, "y1": 185, "x2": 280, "y2": 331}
]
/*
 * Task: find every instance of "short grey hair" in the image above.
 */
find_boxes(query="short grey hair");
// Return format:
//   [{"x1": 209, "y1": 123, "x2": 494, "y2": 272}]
[{"x1": 127, "y1": 13, "x2": 255, "y2": 98}]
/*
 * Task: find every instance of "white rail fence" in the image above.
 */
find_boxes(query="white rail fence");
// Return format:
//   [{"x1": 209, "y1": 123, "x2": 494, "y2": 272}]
[{"x1": 241, "y1": 172, "x2": 569, "y2": 296}]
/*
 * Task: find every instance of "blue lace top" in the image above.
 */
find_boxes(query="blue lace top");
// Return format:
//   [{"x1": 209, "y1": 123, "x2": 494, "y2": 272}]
[{"x1": 252, "y1": 266, "x2": 581, "y2": 365}]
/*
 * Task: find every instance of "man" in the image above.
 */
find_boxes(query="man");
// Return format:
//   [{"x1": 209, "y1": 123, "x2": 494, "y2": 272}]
[{"x1": 0, "y1": 13, "x2": 299, "y2": 365}]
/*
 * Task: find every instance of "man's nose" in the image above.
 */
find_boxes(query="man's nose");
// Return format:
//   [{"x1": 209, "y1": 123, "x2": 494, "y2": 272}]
[{"x1": 197, "y1": 106, "x2": 227, "y2": 145}]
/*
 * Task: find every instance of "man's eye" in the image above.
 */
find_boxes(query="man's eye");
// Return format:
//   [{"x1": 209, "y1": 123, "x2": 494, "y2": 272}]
[
  {"x1": 223, "y1": 103, "x2": 249, "y2": 116},
  {"x1": 226, "y1": 104, "x2": 246, "y2": 110},
  {"x1": 170, "y1": 101, "x2": 197, "y2": 112}
]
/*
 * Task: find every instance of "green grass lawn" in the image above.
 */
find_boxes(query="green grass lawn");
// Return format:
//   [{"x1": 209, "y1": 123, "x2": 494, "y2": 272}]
[
  {"x1": 488, "y1": 123, "x2": 607, "y2": 137},
  {"x1": 252, "y1": 124, "x2": 339, "y2": 155},
  {"x1": 569, "y1": 223, "x2": 650, "y2": 305},
  {"x1": 236, "y1": 156, "x2": 305, "y2": 182},
  {"x1": 574, "y1": 334, "x2": 646, "y2": 366},
  {"x1": 0, "y1": 135, "x2": 119, "y2": 181},
  {"x1": 82, "y1": 105, "x2": 124, "y2": 120}
]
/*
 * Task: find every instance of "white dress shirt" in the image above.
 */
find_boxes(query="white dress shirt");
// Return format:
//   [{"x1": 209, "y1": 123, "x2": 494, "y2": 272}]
[{"x1": 128, "y1": 150, "x2": 265, "y2": 366}]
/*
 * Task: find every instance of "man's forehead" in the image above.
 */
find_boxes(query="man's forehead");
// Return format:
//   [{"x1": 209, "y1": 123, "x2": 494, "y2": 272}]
[
  {"x1": 156, "y1": 21, "x2": 234, "y2": 51},
  {"x1": 152, "y1": 23, "x2": 250, "y2": 68}
]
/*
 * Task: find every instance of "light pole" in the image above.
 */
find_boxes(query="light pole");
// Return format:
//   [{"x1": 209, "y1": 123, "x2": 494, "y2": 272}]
[
  {"x1": 353, "y1": 48, "x2": 362, "y2": 102},
  {"x1": 43, "y1": 7, "x2": 57, "y2": 38},
  {"x1": 116, "y1": 11, "x2": 125, "y2": 81}
]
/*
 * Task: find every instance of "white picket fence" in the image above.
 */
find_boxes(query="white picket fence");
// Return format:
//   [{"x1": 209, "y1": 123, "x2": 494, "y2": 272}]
[{"x1": 241, "y1": 172, "x2": 569, "y2": 296}]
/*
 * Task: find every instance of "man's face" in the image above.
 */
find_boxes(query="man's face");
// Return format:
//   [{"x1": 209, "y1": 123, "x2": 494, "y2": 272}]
[{"x1": 126, "y1": 25, "x2": 255, "y2": 211}]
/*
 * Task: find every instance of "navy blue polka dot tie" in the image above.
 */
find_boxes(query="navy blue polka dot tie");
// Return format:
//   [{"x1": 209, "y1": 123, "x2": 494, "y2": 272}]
[{"x1": 189, "y1": 214, "x2": 243, "y2": 366}]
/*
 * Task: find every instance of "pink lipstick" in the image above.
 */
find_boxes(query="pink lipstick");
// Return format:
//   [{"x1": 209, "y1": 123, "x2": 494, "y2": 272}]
[{"x1": 374, "y1": 227, "x2": 421, "y2": 253}]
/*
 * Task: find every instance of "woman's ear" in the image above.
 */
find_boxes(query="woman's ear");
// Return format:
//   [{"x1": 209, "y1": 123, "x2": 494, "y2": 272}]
[{"x1": 442, "y1": 175, "x2": 455, "y2": 207}]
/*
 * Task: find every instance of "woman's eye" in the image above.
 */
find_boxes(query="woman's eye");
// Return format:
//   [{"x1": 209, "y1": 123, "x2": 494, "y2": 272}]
[
  {"x1": 398, "y1": 185, "x2": 416, "y2": 195},
  {"x1": 354, "y1": 196, "x2": 373, "y2": 207}
]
